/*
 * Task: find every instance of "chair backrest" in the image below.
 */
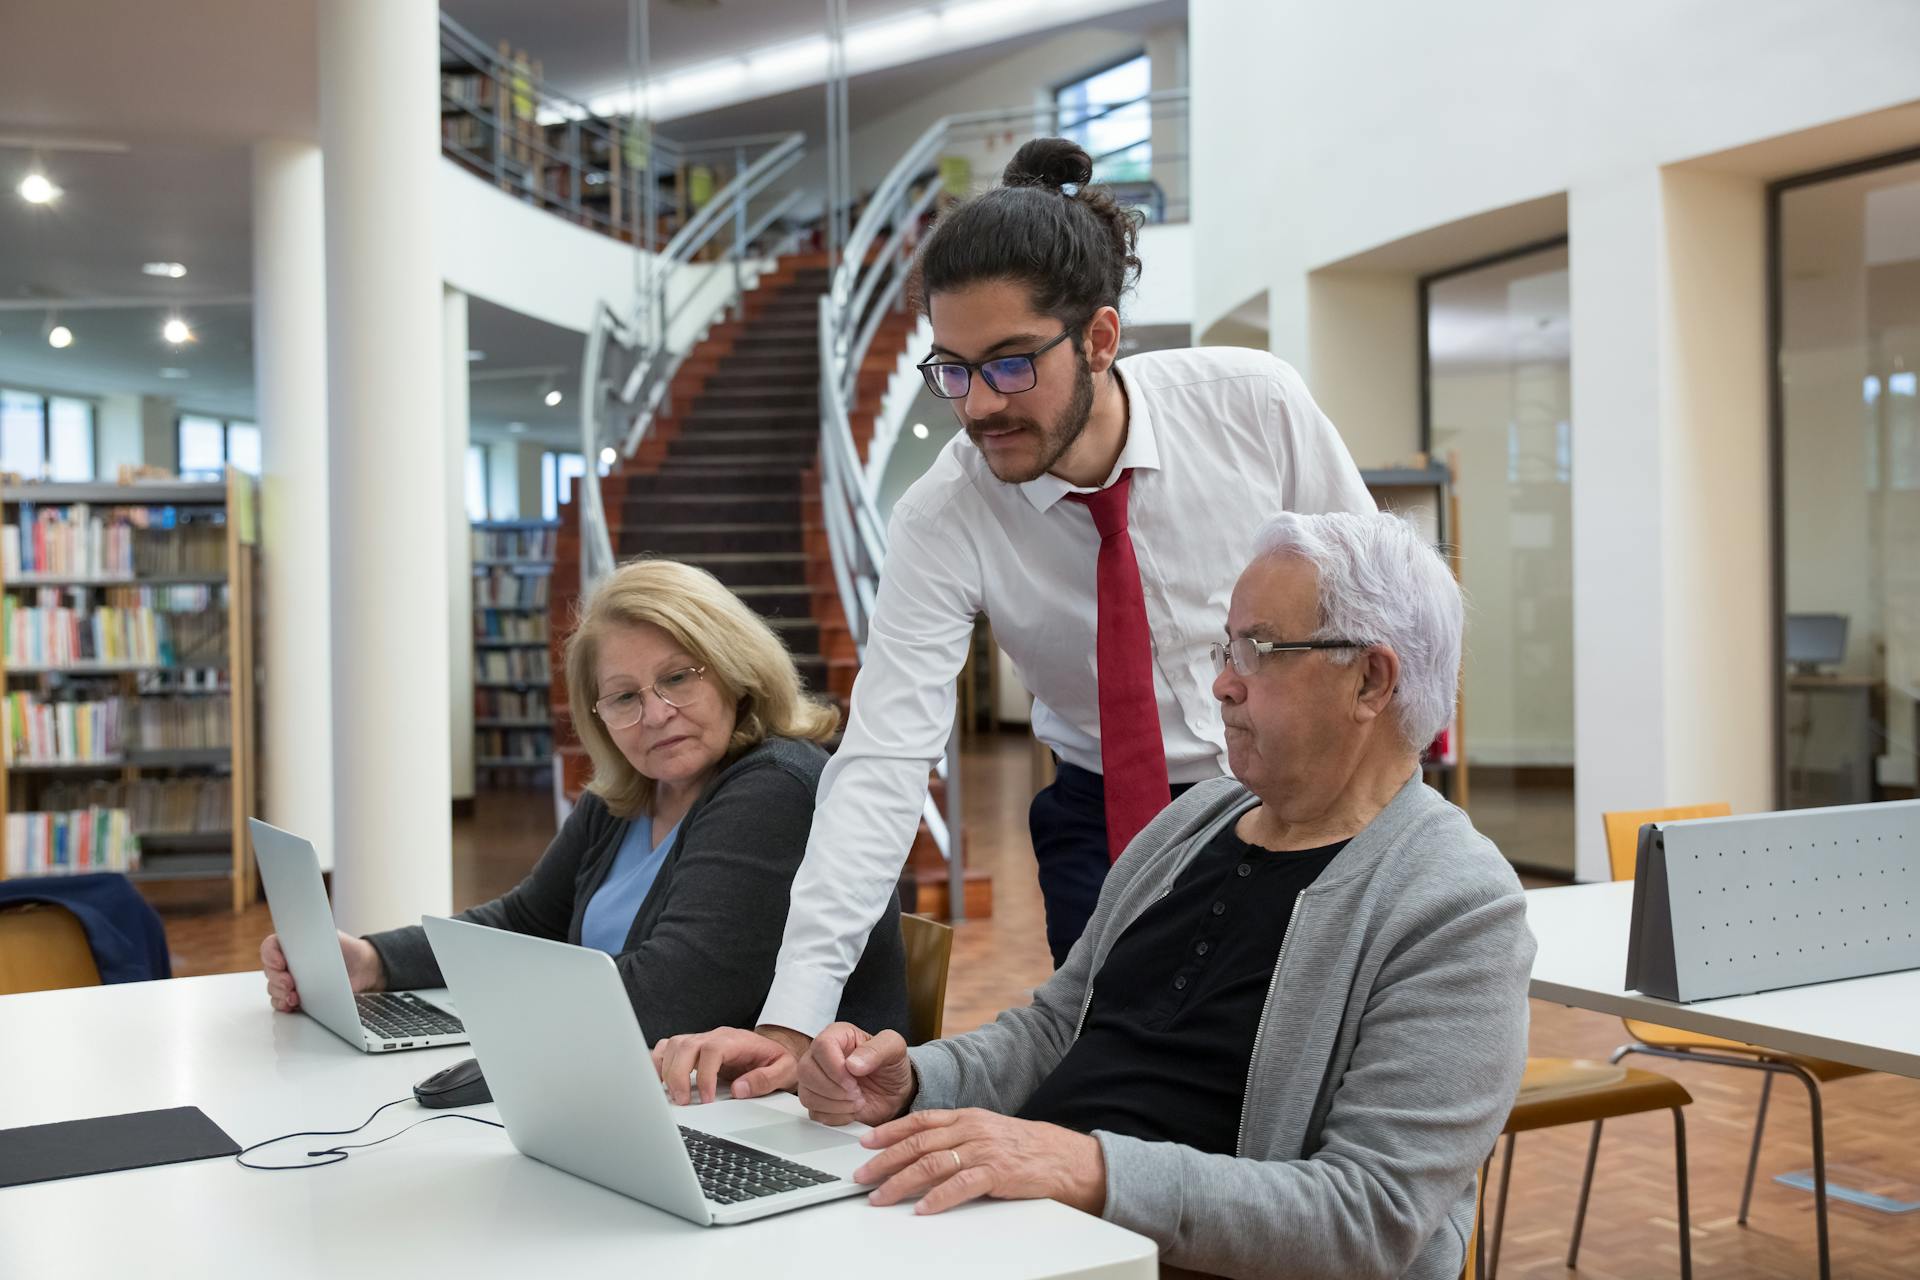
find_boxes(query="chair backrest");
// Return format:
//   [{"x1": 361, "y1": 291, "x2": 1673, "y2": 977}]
[
  {"x1": 1462, "y1": 1166, "x2": 1481, "y2": 1280},
  {"x1": 0, "y1": 901, "x2": 102, "y2": 995},
  {"x1": 899, "y1": 912, "x2": 953, "y2": 1046},
  {"x1": 1601, "y1": 803, "x2": 1732, "y2": 882}
]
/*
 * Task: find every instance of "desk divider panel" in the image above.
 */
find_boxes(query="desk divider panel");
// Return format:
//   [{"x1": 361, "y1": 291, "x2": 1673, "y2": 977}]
[{"x1": 1626, "y1": 799, "x2": 1920, "y2": 1002}]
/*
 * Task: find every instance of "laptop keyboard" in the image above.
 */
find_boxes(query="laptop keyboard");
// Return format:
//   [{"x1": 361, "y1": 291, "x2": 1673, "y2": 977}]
[
  {"x1": 356, "y1": 990, "x2": 464, "y2": 1040},
  {"x1": 679, "y1": 1127, "x2": 840, "y2": 1204}
]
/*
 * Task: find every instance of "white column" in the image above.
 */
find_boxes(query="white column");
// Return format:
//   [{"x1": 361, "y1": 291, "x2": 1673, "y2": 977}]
[
  {"x1": 446, "y1": 286, "x2": 475, "y2": 804},
  {"x1": 320, "y1": 0, "x2": 452, "y2": 931},
  {"x1": 252, "y1": 139, "x2": 337, "y2": 870},
  {"x1": 1568, "y1": 166, "x2": 1772, "y2": 882}
]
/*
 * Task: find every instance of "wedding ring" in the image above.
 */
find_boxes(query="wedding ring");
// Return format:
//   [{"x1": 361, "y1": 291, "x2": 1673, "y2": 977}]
[{"x1": 949, "y1": 1150, "x2": 963, "y2": 1173}]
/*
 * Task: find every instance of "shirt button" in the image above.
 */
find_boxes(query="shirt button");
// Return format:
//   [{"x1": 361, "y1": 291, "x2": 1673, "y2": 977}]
[
  {"x1": 1237, "y1": 863, "x2": 1252, "y2": 877},
  {"x1": 1211, "y1": 901, "x2": 1226, "y2": 916},
  {"x1": 1195, "y1": 941, "x2": 1210, "y2": 956},
  {"x1": 1173, "y1": 976, "x2": 1188, "y2": 991}
]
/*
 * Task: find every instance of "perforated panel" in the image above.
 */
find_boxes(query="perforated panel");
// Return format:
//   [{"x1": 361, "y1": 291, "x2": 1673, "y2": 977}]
[{"x1": 1660, "y1": 799, "x2": 1920, "y2": 1001}]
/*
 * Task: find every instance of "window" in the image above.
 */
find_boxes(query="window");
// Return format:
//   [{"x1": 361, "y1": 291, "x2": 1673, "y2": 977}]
[
  {"x1": 177, "y1": 415, "x2": 261, "y2": 480},
  {"x1": 1775, "y1": 149, "x2": 1920, "y2": 808},
  {"x1": 465, "y1": 444, "x2": 489, "y2": 522},
  {"x1": 540, "y1": 451, "x2": 587, "y2": 521},
  {"x1": 0, "y1": 389, "x2": 95, "y2": 481},
  {"x1": 1055, "y1": 54, "x2": 1152, "y2": 187}
]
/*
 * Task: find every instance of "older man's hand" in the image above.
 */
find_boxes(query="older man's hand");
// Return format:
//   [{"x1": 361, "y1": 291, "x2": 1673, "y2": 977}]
[
  {"x1": 650, "y1": 1027, "x2": 800, "y2": 1105},
  {"x1": 798, "y1": 1023, "x2": 915, "y2": 1126},
  {"x1": 854, "y1": 1108, "x2": 1107, "y2": 1216}
]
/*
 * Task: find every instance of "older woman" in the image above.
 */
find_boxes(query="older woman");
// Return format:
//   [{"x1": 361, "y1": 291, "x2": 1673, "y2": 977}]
[{"x1": 260, "y1": 557, "x2": 909, "y2": 1040}]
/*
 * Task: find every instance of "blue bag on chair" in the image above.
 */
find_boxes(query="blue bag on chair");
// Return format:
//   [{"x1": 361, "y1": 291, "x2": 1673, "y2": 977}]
[{"x1": 0, "y1": 873, "x2": 171, "y2": 984}]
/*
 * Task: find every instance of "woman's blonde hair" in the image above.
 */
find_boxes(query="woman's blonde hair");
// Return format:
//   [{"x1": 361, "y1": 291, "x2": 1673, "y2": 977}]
[{"x1": 564, "y1": 557, "x2": 839, "y2": 818}]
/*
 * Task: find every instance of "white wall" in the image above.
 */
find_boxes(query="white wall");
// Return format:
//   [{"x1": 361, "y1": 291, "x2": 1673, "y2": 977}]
[
  {"x1": 1193, "y1": 0, "x2": 1920, "y2": 880},
  {"x1": 436, "y1": 160, "x2": 755, "y2": 348}
]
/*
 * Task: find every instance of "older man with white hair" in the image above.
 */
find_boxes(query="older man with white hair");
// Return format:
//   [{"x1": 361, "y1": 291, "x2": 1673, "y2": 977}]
[{"x1": 793, "y1": 510, "x2": 1535, "y2": 1280}]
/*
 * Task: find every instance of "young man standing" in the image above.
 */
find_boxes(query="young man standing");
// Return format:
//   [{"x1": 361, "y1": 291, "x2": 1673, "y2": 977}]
[{"x1": 652, "y1": 136, "x2": 1375, "y2": 1097}]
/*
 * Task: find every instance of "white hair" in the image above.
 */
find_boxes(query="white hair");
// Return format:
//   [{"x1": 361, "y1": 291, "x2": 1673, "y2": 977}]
[{"x1": 1251, "y1": 510, "x2": 1463, "y2": 752}]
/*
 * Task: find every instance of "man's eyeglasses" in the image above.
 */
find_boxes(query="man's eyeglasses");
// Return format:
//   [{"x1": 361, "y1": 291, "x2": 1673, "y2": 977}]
[
  {"x1": 1209, "y1": 637, "x2": 1371, "y2": 679},
  {"x1": 917, "y1": 327, "x2": 1075, "y2": 400},
  {"x1": 593, "y1": 665, "x2": 706, "y2": 730}
]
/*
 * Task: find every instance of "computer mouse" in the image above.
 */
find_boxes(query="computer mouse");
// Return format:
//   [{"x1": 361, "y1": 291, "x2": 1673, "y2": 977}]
[{"x1": 414, "y1": 1056, "x2": 492, "y2": 1109}]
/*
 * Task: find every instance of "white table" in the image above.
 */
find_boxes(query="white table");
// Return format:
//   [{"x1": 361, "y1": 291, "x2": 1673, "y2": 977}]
[
  {"x1": 0, "y1": 973, "x2": 1158, "y2": 1278},
  {"x1": 1525, "y1": 881, "x2": 1920, "y2": 1078}
]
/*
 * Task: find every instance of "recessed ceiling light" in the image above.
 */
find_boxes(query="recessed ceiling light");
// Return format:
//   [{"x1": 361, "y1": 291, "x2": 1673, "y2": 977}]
[
  {"x1": 544, "y1": 389, "x2": 564, "y2": 407},
  {"x1": 599, "y1": 446, "x2": 617, "y2": 466},
  {"x1": 141, "y1": 261, "x2": 188, "y2": 279},
  {"x1": 158, "y1": 368, "x2": 190, "y2": 379},
  {"x1": 466, "y1": 349, "x2": 486, "y2": 362},
  {"x1": 911, "y1": 422, "x2": 929, "y2": 439},
  {"x1": 162, "y1": 317, "x2": 193, "y2": 345},
  {"x1": 507, "y1": 422, "x2": 528, "y2": 434},
  {"x1": 47, "y1": 324, "x2": 73, "y2": 349},
  {"x1": 18, "y1": 171, "x2": 60, "y2": 205}
]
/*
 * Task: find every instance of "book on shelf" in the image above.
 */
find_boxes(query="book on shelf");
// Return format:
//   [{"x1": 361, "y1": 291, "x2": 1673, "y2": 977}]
[
  {"x1": 4, "y1": 807, "x2": 140, "y2": 877},
  {"x1": 39, "y1": 777, "x2": 232, "y2": 838},
  {"x1": 475, "y1": 611, "x2": 549, "y2": 643},
  {"x1": 475, "y1": 688, "x2": 549, "y2": 721},
  {"x1": 2, "y1": 585, "x2": 228, "y2": 669},
  {"x1": 477, "y1": 728, "x2": 553, "y2": 760},
  {"x1": 474, "y1": 569, "x2": 551, "y2": 609},
  {"x1": 1, "y1": 504, "x2": 228, "y2": 580},
  {"x1": 3, "y1": 692, "x2": 122, "y2": 765},
  {"x1": 472, "y1": 526, "x2": 558, "y2": 563},
  {"x1": 131, "y1": 694, "x2": 232, "y2": 751},
  {"x1": 477, "y1": 648, "x2": 551, "y2": 685}
]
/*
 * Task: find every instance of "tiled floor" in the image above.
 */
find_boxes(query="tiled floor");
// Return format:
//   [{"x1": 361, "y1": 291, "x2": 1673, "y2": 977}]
[{"x1": 155, "y1": 734, "x2": 1920, "y2": 1279}]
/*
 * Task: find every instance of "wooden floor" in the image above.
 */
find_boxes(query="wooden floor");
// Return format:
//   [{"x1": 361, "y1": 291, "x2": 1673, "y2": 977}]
[{"x1": 156, "y1": 733, "x2": 1920, "y2": 1279}]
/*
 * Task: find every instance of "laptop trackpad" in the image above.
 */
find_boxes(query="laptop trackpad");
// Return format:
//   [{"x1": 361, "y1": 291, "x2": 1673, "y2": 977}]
[{"x1": 733, "y1": 1117, "x2": 862, "y2": 1157}]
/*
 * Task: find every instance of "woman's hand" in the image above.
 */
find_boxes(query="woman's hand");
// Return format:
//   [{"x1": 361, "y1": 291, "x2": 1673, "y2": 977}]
[
  {"x1": 650, "y1": 1027, "x2": 800, "y2": 1104},
  {"x1": 261, "y1": 931, "x2": 383, "y2": 1012}
]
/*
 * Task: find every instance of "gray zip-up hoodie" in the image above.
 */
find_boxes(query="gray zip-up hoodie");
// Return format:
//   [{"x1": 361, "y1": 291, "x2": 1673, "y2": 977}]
[{"x1": 907, "y1": 771, "x2": 1535, "y2": 1279}]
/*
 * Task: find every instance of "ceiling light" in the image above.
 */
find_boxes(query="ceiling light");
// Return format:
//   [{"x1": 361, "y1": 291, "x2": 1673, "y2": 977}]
[
  {"x1": 18, "y1": 171, "x2": 60, "y2": 204},
  {"x1": 162, "y1": 317, "x2": 193, "y2": 345},
  {"x1": 911, "y1": 422, "x2": 929, "y2": 439},
  {"x1": 141, "y1": 261, "x2": 187, "y2": 279},
  {"x1": 544, "y1": 389, "x2": 564, "y2": 407},
  {"x1": 466, "y1": 349, "x2": 486, "y2": 362},
  {"x1": 507, "y1": 422, "x2": 528, "y2": 434},
  {"x1": 158, "y1": 368, "x2": 190, "y2": 379},
  {"x1": 47, "y1": 324, "x2": 73, "y2": 349},
  {"x1": 599, "y1": 446, "x2": 617, "y2": 466}
]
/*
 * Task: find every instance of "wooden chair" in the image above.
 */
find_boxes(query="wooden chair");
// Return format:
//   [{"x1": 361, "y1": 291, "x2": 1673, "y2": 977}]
[
  {"x1": 899, "y1": 912, "x2": 953, "y2": 1046},
  {"x1": 1603, "y1": 804, "x2": 1868, "y2": 1280},
  {"x1": 0, "y1": 901, "x2": 102, "y2": 995},
  {"x1": 1482, "y1": 1058, "x2": 1693, "y2": 1278}
]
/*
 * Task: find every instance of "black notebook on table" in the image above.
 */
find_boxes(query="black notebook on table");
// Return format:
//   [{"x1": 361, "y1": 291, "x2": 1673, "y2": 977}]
[{"x1": 0, "y1": 1106, "x2": 238, "y2": 1189}]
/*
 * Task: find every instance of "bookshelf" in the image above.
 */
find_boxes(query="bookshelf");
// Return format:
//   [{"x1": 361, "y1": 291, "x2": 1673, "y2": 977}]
[
  {"x1": 1361, "y1": 457, "x2": 1467, "y2": 806},
  {"x1": 0, "y1": 471, "x2": 260, "y2": 911},
  {"x1": 472, "y1": 520, "x2": 557, "y2": 789}
]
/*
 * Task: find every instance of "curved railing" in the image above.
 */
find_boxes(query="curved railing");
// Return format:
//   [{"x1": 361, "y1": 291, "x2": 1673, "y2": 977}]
[{"x1": 817, "y1": 88, "x2": 1190, "y2": 911}]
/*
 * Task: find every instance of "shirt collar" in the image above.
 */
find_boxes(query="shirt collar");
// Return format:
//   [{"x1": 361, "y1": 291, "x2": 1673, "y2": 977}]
[{"x1": 1018, "y1": 359, "x2": 1161, "y2": 513}]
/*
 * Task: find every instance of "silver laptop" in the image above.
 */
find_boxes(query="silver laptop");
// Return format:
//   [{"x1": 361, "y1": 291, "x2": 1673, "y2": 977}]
[
  {"x1": 422, "y1": 914, "x2": 872, "y2": 1226},
  {"x1": 249, "y1": 818, "x2": 467, "y2": 1053}
]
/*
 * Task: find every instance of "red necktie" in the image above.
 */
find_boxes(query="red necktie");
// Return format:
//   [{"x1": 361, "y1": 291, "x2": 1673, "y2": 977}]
[{"x1": 1067, "y1": 470, "x2": 1171, "y2": 863}]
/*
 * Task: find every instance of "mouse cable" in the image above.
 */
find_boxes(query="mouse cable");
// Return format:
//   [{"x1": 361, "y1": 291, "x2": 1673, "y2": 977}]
[{"x1": 235, "y1": 1095, "x2": 506, "y2": 1172}]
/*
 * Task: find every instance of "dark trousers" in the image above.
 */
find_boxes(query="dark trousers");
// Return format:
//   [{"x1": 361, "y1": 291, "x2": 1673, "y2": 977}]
[{"x1": 1029, "y1": 761, "x2": 1198, "y2": 968}]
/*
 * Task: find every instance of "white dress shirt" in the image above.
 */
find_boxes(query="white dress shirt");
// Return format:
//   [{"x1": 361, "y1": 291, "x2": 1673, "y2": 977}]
[{"x1": 760, "y1": 346, "x2": 1376, "y2": 1034}]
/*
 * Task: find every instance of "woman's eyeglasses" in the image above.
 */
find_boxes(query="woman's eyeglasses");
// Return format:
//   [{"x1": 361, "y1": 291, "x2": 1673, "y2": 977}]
[{"x1": 593, "y1": 665, "x2": 706, "y2": 730}]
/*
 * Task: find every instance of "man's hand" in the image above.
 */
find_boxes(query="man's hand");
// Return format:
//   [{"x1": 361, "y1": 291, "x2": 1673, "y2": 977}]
[
  {"x1": 853, "y1": 1108, "x2": 1107, "y2": 1216},
  {"x1": 797, "y1": 1024, "x2": 915, "y2": 1126},
  {"x1": 650, "y1": 1027, "x2": 799, "y2": 1105}
]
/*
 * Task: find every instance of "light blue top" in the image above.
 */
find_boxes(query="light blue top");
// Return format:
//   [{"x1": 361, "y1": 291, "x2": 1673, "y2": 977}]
[{"x1": 579, "y1": 814, "x2": 681, "y2": 956}]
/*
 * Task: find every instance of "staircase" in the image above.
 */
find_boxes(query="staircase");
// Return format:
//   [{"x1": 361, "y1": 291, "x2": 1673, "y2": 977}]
[{"x1": 551, "y1": 252, "x2": 987, "y2": 917}]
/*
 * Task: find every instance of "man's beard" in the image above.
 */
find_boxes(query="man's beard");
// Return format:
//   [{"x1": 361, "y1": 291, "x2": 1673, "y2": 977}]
[{"x1": 964, "y1": 350, "x2": 1095, "y2": 484}]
